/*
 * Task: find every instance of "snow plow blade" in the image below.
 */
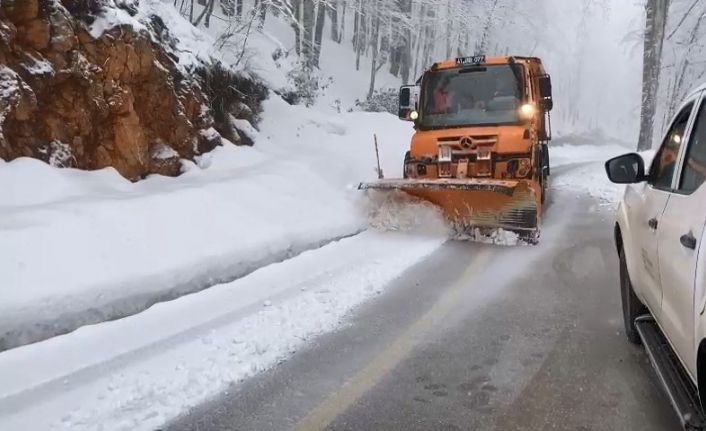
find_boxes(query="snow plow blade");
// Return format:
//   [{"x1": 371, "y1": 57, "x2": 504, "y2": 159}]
[{"x1": 359, "y1": 178, "x2": 540, "y2": 240}]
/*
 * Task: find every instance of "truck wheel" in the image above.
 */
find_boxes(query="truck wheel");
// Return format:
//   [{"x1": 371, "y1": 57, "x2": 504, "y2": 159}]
[
  {"x1": 403, "y1": 151, "x2": 411, "y2": 179},
  {"x1": 541, "y1": 170, "x2": 547, "y2": 204},
  {"x1": 619, "y1": 247, "x2": 647, "y2": 345}
]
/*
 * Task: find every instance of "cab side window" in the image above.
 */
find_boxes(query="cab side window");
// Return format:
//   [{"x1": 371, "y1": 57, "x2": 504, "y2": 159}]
[
  {"x1": 651, "y1": 102, "x2": 693, "y2": 190},
  {"x1": 678, "y1": 98, "x2": 706, "y2": 194}
]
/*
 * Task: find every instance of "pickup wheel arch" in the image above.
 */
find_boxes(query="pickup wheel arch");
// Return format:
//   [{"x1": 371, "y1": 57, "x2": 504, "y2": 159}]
[
  {"x1": 618, "y1": 236, "x2": 647, "y2": 345},
  {"x1": 614, "y1": 223, "x2": 623, "y2": 255}
]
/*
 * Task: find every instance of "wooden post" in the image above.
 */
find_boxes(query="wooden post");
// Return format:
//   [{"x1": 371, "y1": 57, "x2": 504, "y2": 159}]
[{"x1": 374, "y1": 134, "x2": 383, "y2": 179}]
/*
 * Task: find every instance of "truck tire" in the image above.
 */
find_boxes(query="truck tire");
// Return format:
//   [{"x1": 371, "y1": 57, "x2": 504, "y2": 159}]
[
  {"x1": 402, "y1": 151, "x2": 411, "y2": 179},
  {"x1": 541, "y1": 171, "x2": 547, "y2": 204},
  {"x1": 535, "y1": 144, "x2": 547, "y2": 205},
  {"x1": 619, "y1": 247, "x2": 647, "y2": 344}
]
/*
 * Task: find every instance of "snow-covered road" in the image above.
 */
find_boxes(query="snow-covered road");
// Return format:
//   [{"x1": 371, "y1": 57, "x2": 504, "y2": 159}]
[
  {"x1": 0, "y1": 231, "x2": 444, "y2": 430},
  {"x1": 0, "y1": 147, "x2": 634, "y2": 431},
  {"x1": 165, "y1": 191, "x2": 679, "y2": 431}
]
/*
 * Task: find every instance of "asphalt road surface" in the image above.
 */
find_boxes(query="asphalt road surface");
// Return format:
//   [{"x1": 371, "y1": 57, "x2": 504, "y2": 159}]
[{"x1": 168, "y1": 187, "x2": 680, "y2": 431}]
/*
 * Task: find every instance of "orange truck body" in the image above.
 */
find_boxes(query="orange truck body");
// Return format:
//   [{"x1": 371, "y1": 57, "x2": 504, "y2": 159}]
[{"x1": 361, "y1": 56, "x2": 553, "y2": 242}]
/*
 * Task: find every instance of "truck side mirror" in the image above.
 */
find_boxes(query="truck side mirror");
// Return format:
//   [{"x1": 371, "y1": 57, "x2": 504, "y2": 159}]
[
  {"x1": 538, "y1": 75, "x2": 553, "y2": 112},
  {"x1": 398, "y1": 85, "x2": 417, "y2": 121}
]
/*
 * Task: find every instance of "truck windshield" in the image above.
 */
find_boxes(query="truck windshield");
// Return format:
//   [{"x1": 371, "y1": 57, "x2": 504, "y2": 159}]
[{"x1": 420, "y1": 64, "x2": 524, "y2": 129}]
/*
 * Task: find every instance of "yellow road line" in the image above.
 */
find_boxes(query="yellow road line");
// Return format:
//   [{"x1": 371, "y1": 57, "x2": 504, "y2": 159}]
[{"x1": 293, "y1": 249, "x2": 493, "y2": 431}]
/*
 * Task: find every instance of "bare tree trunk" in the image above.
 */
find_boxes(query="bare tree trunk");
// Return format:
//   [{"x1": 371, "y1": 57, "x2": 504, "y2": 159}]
[
  {"x1": 204, "y1": 0, "x2": 216, "y2": 27},
  {"x1": 329, "y1": 0, "x2": 339, "y2": 41},
  {"x1": 302, "y1": 0, "x2": 316, "y2": 66},
  {"x1": 353, "y1": 0, "x2": 360, "y2": 49},
  {"x1": 368, "y1": 0, "x2": 381, "y2": 99},
  {"x1": 254, "y1": 0, "x2": 267, "y2": 27},
  {"x1": 638, "y1": 0, "x2": 670, "y2": 150},
  {"x1": 236, "y1": 0, "x2": 243, "y2": 20},
  {"x1": 363, "y1": 2, "x2": 369, "y2": 49},
  {"x1": 220, "y1": 0, "x2": 234, "y2": 16},
  {"x1": 477, "y1": 0, "x2": 499, "y2": 54},
  {"x1": 313, "y1": 0, "x2": 326, "y2": 67},
  {"x1": 193, "y1": 0, "x2": 214, "y2": 26},
  {"x1": 445, "y1": 0, "x2": 452, "y2": 58},
  {"x1": 400, "y1": 11, "x2": 411, "y2": 83},
  {"x1": 421, "y1": 7, "x2": 435, "y2": 71},
  {"x1": 412, "y1": 3, "x2": 426, "y2": 79},
  {"x1": 388, "y1": 1, "x2": 402, "y2": 77},
  {"x1": 338, "y1": 0, "x2": 346, "y2": 43},
  {"x1": 355, "y1": 0, "x2": 364, "y2": 70},
  {"x1": 291, "y1": 0, "x2": 302, "y2": 55},
  {"x1": 456, "y1": 23, "x2": 464, "y2": 56},
  {"x1": 666, "y1": 9, "x2": 705, "y2": 118},
  {"x1": 272, "y1": 0, "x2": 282, "y2": 17}
]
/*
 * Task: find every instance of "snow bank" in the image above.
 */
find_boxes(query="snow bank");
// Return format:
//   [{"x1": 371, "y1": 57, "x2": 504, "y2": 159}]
[
  {"x1": 550, "y1": 142, "x2": 631, "y2": 168},
  {"x1": 552, "y1": 161, "x2": 625, "y2": 204},
  {"x1": 0, "y1": 96, "x2": 415, "y2": 350},
  {"x1": 550, "y1": 143, "x2": 656, "y2": 205},
  {"x1": 0, "y1": 232, "x2": 443, "y2": 431}
]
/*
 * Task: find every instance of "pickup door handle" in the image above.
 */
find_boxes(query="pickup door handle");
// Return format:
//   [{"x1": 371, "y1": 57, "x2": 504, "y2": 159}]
[
  {"x1": 680, "y1": 232, "x2": 697, "y2": 250},
  {"x1": 648, "y1": 218, "x2": 658, "y2": 230}
]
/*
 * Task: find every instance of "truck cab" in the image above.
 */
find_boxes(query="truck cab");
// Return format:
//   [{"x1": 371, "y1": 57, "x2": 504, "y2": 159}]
[{"x1": 398, "y1": 56, "x2": 553, "y2": 199}]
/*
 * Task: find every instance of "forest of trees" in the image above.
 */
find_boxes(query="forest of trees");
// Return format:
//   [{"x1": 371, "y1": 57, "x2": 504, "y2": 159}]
[
  {"x1": 174, "y1": 0, "x2": 704, "y2": 147},
  {"x1": 641, "y1": 0, "x2": 706, "y2": 150},
  {"x1": 173, "y1": 0, "x2": 550, "y2": 99}
]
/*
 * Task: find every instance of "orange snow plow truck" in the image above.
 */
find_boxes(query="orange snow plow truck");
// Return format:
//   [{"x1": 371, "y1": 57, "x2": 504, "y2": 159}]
[{"x1": 360, "y1": 55, "x2": 553, "y2": 242}]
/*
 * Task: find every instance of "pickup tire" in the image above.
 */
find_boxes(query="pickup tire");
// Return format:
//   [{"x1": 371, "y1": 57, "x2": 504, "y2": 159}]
[{"x1": 619, "y1": 247, "x2": 647, "y2": 344}]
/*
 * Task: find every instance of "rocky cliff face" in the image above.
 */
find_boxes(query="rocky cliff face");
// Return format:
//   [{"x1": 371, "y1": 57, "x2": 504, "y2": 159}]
[{"x1": 0, "y1": 0, "x2": 266, "y2": 179}]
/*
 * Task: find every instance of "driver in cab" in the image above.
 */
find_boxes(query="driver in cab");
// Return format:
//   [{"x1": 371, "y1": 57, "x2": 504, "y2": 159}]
[
  {"x1": 430, "y1": 76, "x2": 452, "y2": 114},
  {"x1": 430, "y1": 75, "x2": 486, "y2": 114}
]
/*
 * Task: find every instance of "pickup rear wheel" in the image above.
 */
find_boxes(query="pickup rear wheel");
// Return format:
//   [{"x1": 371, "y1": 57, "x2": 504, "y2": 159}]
[{"x1": 619, "y1": 247, "x2": 647, "y2": 344}]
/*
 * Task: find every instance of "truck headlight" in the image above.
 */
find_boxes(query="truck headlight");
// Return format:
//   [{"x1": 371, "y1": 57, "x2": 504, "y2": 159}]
[{"x1": 520, "y1": 104, "x2": 536, "y2": 119}]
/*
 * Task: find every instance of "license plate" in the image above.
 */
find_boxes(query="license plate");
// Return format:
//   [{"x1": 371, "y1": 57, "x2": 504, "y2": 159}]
[{"x1": 456, "y1": 55, "x2": 486, "y2": 66}]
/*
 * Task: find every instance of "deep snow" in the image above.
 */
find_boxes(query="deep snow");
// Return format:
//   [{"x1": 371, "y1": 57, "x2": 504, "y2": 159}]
[{"x1": 0, "y1": 97, "x2": 419, "y2": 350}]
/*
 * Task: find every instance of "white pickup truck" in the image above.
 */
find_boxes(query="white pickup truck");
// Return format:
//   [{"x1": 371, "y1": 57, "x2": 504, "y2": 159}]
[{"x1": 606, "y1": 82, "x2": 706, "y2": 429}]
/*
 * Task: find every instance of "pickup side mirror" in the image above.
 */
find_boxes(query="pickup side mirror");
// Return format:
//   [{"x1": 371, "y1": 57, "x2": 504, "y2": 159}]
[
  {"x1": 538, "y1": 75, "x2": 553, "y2": 112},
  {"x1": 605, "y1": 153, "x2": 646, "y2": 184},
  {"x1": 398, "y1": 85, "x2": 417, "y2": 121}
]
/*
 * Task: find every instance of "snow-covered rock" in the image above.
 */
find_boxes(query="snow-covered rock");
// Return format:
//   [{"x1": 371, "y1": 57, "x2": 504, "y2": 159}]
[{"x1": 0, "y1": 0, "x2": 266, "y2": 179}]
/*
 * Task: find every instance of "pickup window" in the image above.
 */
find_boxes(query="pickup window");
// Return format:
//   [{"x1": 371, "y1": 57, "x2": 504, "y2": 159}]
[
  {"x1": 651, "y1": 102, "x2": 693, "y2": 190},
  {"x1": 678, "y1": 100, "x2": 706, "y2": 194}
]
